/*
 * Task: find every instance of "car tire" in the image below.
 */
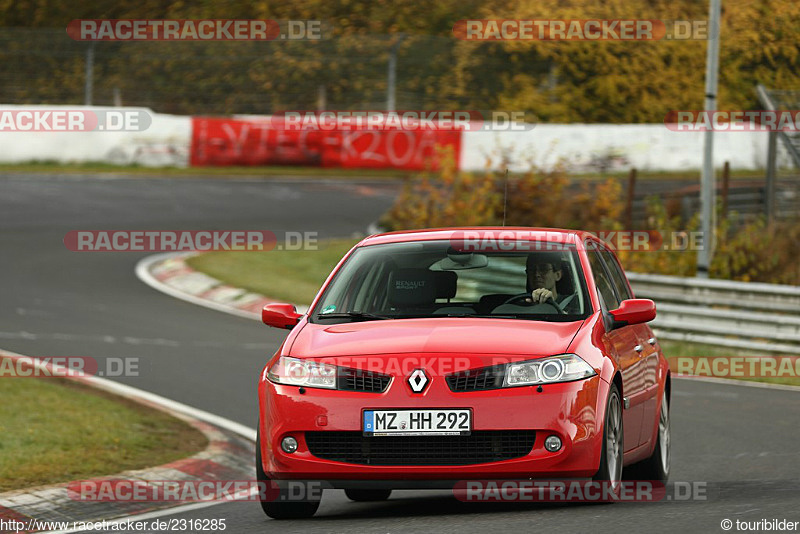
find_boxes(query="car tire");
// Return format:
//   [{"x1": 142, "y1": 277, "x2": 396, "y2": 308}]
[
  {"x1": 624, "y1": 390, "x2": 670, "y2": 482},
  {"x1": 255, "y1": 432, "x2": 321, "y2": 519},
  {"x1": 593, "y1": 382, "x2": 623, "y2": 497},
  {"x1": 344, "y1": 489, "x2": 392, "y2": 502}
]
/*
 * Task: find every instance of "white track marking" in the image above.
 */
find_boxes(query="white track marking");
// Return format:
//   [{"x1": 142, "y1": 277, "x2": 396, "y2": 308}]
[
  {"x1": 135, "y1": 252, "x2": 262, "y2": 321},
  {"x1": 136, "y1": 251, "x2": 309, "y2": 317}
]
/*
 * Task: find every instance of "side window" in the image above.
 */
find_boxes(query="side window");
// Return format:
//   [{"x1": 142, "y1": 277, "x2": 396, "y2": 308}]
[
  {"x1": 588, "y1": 249, "x2": 620, "y2": 310},
  {"x1": 599, "y1": 249, "x2": 633, "y2": 301}
]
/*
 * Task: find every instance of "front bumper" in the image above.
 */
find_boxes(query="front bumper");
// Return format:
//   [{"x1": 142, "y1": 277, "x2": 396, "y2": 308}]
[{"x1": 258, "y1": 364, "x2": 608, "y2": 482}]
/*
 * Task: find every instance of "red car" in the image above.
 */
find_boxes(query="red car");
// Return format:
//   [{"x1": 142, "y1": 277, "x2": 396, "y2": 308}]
[{"x1": 257, "y1": 228, "x2": 670, "y2": 518}]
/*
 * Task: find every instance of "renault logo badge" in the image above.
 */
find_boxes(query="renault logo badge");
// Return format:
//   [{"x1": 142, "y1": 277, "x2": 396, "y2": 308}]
[{"x1": 407, "y1": 368, "x2": 429, "y2": 393}]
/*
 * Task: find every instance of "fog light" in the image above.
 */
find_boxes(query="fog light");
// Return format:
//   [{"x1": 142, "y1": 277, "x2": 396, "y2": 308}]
[
  {"x1": 281, "y1": 436, "x2": 298, "y2": 453},
  {"x1": 544, "y1": 435, "x2": 562, "y2": 452}
]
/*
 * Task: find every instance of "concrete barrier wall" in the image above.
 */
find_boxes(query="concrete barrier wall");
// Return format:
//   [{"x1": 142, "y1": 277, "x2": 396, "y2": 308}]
[
  {"x1": 459, "y1": 124, "x2": 792, "y2": 173},
  {"x1": 0, "y1": 105, "x2": 191, "y2": 167},
  {"x1": 0, "y1": 106, "x2": 792, "y2": 172}
]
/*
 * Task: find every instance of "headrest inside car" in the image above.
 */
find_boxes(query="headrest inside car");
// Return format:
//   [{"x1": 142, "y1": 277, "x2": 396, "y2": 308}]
[
  {"x1": 434, "y1": 270, "x2": 457, "y2": 300},
  {"x1": 388, "y1": 268, "x2": 436, "y2": 307}
]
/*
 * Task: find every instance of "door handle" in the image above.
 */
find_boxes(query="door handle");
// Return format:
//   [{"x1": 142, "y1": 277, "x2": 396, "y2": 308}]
[
  {"x1": 648, "y1": 337, "x2": 657, "y2": 346},
  {"x1": 634, "y1": 344, "x2": 644, "y2": 353}
]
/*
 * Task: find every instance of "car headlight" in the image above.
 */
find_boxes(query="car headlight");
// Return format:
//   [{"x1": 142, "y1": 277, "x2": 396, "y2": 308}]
[
  {"x1": 267, "y1": 356, "x2": 337, "y2": 389},
  {"x1": 503, "y1": 354, "x2": 595, "y2": 387}
]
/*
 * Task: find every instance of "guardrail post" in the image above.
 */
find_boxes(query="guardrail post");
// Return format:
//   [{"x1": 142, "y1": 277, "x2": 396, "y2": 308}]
[
  {"x1": 765, "y1": 131, "x2": 777, "y2": 227},
  {"x1": 84, "y1": 42, "x2": 95, "y2": 106},
  {"x1": 721, "y1": 161, "x2": 729, "y2": 216},
  {"x1": 387, "y1": 35, "x2": 405, "y2": 112},
  {"x1": 317, "y1": 85, "x2": 327, "y2": 112},
  {"x1": 626, "y1": 168, "x2": 637, "y2": 229},
  {"x1": 681, "y1": 195, "x2": 692, "y2": 225}
]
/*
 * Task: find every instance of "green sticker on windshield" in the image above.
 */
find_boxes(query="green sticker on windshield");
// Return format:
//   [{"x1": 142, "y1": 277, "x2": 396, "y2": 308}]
[{"x1": 321, "y1": 305, "x2": 336, "y2": 314}]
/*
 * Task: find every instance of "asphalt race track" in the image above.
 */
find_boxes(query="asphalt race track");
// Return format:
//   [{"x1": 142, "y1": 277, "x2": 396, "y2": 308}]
[{"x1": 2, "y1": 174, "x2": 799, "y2": 533}]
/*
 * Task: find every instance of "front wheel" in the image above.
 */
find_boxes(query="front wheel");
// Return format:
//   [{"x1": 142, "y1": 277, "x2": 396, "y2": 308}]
[
  {"x1": 256, "y1": 433, "x2": 321, "y2": 519},
  {"x1": 593, "y1": 383, "x2": 623, "y2": 495}
]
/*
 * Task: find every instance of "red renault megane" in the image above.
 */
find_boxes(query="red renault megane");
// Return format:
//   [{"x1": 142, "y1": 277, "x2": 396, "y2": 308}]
[{"x1": 256, "y1": 228, "x2": 670, "y2": 518}]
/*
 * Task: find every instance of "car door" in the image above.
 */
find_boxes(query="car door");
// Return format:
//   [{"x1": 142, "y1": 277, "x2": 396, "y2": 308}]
[
  {"x1": 587, "y1": 247, "x2": 644, "y2": 452},
  {"x1": 598, "y1": 247, "x2": 657, "y2": 447}
]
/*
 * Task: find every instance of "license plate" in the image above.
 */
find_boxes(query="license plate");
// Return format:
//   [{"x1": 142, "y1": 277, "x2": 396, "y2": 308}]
[{"x1": 363, "y1": 409, "x2": 471, "y2": 436}]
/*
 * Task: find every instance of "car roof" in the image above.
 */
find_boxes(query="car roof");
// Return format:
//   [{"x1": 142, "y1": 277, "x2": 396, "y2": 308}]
[{"x1": 356, "y1": 227, "x2": 597, "y2": 247}]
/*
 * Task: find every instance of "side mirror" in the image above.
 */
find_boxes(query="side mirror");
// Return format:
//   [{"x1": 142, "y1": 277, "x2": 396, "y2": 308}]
[
  {"x1": 610, "y1": 299, "x2": 656, "y2": 329},
  {"x1": 262, "y1": 303, "x2": 302, "y2": 330}
]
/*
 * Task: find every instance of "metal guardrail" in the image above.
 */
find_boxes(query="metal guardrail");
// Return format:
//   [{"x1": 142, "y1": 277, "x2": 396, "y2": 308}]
[
  {"x1": 630, "y1": 184, "x2": 800, "y2": 225},
  {"x1": 627, "y1": 272, "x2": 800, "y2": 354}
]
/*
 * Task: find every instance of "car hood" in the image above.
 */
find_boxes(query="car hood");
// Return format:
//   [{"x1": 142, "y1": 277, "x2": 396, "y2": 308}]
[{"x1": 288, "y1": 317, "x2": 585, "y2": 358}]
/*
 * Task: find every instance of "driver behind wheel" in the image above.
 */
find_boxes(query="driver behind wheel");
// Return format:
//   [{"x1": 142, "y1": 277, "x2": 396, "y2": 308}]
[{"x1": 525, "y1": 252, "x2": 578, "y2": 312}]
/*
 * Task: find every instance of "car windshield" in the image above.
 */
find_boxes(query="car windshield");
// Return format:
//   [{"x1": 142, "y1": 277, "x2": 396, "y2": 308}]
[{"x1": 311, "y1": 240, "x2": 591, "y2": 323}]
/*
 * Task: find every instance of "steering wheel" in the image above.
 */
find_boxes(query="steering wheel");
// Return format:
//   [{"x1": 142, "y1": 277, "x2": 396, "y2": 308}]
[{"x1": 501, "y1": 293, "x2": 566, "y2": 314}]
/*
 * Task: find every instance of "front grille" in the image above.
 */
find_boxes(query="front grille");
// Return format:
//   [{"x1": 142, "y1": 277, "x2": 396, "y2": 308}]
[
  {"x1": 446, "y1": 366, "x2": 505, "y2": 392},
  {"x1": 337, "y1": 368, "x2": 391, "y2": 393},
  {"x1": 305, "y1": 430, "x2": 536, "y2": 465}
]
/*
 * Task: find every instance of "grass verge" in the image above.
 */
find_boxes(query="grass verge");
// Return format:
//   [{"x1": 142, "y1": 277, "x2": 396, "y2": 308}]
[
  {"x1": 0, "y1": 369, "x2": 208, "y2": 492},
  {"x1": 0, "y1": 162, "x2": 407, "y2": 179},
  {"x1": 0, "y1": 161, "x2": 789, "y2": 182},
  {"x1": 185, "y1": 239, "x2": 359, "y2": 305}
]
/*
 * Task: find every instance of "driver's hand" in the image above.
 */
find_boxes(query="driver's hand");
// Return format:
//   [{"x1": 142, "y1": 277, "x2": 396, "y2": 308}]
[{"x1": 531, "y1": 288, "x2": 554, "y2": 304}]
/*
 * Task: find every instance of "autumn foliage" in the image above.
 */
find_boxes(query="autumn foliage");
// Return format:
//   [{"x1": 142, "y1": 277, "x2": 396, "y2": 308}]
[
  {"x1": 2, "y1": 0, "x2": 799, "y2": 119},
  {"x1": 382, "y1": 157, "x2": 800, "y2": 285}
]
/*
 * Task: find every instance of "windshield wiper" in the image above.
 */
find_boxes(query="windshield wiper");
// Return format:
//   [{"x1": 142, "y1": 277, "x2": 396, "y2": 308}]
[
  {"x1": 316, "y1": 311, "x2": 393, "y2": 321},
  {"x1": 470, "y1": 314, "x2": 578, "y2": 321}
]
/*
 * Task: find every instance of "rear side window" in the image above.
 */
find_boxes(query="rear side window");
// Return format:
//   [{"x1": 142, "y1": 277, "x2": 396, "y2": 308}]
[
  {"x1": 599, "y1": 249, "x2": 633, "y2": 301},
  {"x1": 588, "y1": 249, "x2": 620, "y2": 310}
]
